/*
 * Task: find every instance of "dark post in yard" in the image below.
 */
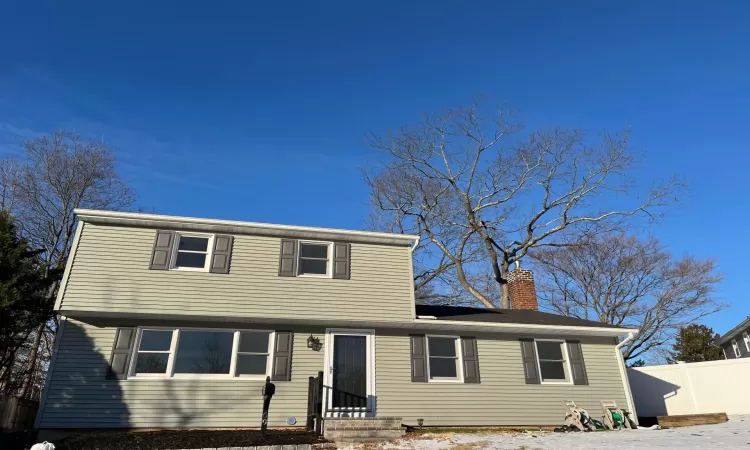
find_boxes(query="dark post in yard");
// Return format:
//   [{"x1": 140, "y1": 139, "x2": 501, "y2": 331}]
[{"x1": 261, "y1": 376, "x2": 276, "y2": 435}]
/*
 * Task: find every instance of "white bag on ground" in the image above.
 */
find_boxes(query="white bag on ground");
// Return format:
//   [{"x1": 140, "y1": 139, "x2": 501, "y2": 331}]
[{"x1": 30, "y1": 441, "x2": 55, "y2": 450}]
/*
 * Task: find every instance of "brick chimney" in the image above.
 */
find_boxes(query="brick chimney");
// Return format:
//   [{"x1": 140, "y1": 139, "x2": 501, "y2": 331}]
[{"x1": 507, "y1": 262, "x2": 538, "y2": 310}]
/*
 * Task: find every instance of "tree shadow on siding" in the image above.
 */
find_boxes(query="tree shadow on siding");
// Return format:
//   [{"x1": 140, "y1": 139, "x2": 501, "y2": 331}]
[{"x1": 42, "y1": 321, "x2": 129, "y2": 430}]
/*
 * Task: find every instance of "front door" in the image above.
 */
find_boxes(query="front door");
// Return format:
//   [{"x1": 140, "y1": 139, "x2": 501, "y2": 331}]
[{"x1": 324, "y1": 330, "x2": 374, "y2": 416}]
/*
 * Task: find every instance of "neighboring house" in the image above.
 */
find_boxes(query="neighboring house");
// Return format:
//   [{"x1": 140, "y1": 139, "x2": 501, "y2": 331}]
[
  {"x1": 36, "y1": 209, "x2": 639, "y2": 439},
  {"x1": 718, "y1": 317, "x2": 750, "y2": 359}
]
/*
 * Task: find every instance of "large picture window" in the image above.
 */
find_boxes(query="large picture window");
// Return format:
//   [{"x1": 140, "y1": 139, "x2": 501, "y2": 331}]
[
  {"x1": 426, "y1": 336, "x2": 462, "y2": 381},
  {"x1": 534, "y1": 340, "x2": 570, "y2": 383},
  {"x1": 129, "y1": 328, "x2": 273, "y2": 378},
  {"x1": 174, "y1": 330, "x2": 234, "y2": 375}
]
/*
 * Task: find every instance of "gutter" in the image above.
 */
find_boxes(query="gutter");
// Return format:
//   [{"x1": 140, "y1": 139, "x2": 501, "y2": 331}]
[
  {"x1": 615, "y1": 331, "x2": 639, "y2": 425},
  {"x1": 74, "y1": 209, "x2": 419, "y2": 246},
  {"x1": 412, "y1": 318, "x2": 637, "y2": 337}
]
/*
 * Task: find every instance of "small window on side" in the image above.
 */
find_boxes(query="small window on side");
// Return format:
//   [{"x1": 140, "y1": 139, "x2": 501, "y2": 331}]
[
  {"x1": 743, "y1": 331, "x2": 750, "y2": 352},
  {"x1": 297, "y1": 241, "x2": 331, "y2": 277},
  {"x1": 535, "y1": 340, "x2": 569, "y2": 383},
  {"x1": 427, "y1": 336, "x2": 461, "y2": 381},
  {"x1": 732, "y1": 339, "x2": 741, "y2": 358}
]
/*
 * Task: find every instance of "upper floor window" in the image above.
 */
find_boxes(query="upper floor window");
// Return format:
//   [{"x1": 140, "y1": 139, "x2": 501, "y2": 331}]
[
  {"x1": 743, "y1": 331, "x2": 750, "y2": 352},
  {"x1": 535, "y1": 340, "x2": 571, "y2": 384},
  {"x1": 732, "y1": 339, "x2": 741, "y2": 358},
  {"x1": 172, "y1": 233, "x2": 214, "y2": 271},
  {"x1": 297, "y1": 241, "x2": 332, "y2": 277}
]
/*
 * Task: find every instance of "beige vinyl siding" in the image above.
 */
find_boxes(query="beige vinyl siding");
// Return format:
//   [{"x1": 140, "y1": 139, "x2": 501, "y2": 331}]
[
  {"x1": 59, "y1": 223, "x2": 414, "y2": 323},
  {"x1": 38, "y1": 318, "x2": 325, "y2": 429},
  {"x1": 39, "y1": 321, "x2": 628, "y2": 429},
  {"x1": 375, "y1": 331, "x2": 628, "y2": 426}
]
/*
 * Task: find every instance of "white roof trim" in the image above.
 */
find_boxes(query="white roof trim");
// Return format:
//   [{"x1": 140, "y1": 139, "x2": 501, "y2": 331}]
[
  {"x1": 74, "y1": 209, "x2": 419, "y2": 246},
  {"x1": 413, "y1": 318, "x2": 638, "y2": 337}
]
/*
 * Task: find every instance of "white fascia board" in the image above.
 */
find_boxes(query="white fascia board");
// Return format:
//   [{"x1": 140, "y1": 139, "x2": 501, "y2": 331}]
[
  {"x1": 413, "y1": 318, "x2": 639, "y2": 337},
  {"x1": 74, "y1": 209, "x2": 418, "y2": 246}
]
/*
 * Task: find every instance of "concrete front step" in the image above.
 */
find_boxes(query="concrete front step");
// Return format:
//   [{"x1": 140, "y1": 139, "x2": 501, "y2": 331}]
[{"x1": 323, "y1": 417, "x2": 405, "y2": 442}]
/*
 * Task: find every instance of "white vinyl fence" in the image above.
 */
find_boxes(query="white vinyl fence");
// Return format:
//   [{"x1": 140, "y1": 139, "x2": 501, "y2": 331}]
[{"x1": 628, "y1": 358, "x2": 750, "y2": 417}]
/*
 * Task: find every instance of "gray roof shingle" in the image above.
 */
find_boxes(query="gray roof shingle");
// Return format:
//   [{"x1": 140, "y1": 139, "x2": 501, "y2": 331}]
[{"x1": 415, "y1": 304, "x2": 627, "y2": 329}]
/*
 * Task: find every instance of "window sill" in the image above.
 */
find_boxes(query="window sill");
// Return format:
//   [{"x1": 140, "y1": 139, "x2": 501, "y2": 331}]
[
  {"x1": 427, "y1": 378, "x2": 464, "y2": 383},
  {"x1": 539, "y1": 380, "x2": 573, "y2": 385},
  {"x1": 125, "y1": 375, "x2": 270, "y2": 381},
  {"x1": 297, "y1": 273, "x2": 332, "y2": 279},
  {"x1": 168, "y1": 267, "x2": 210, "y2": 272}
]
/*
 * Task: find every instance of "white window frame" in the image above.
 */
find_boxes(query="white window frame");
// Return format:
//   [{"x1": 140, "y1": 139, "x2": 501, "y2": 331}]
[
  {"x1": 534, "y1": 339, "x2": 573, "y2": 385},
  {"x1": 127, "y1": 327, "x2": 275, "y2": 380},
  {"x1": 743, "y1": 331, "x2": 750, "y2": 352},
  {"x1": 732, "y1": 339, "x2": 741, "y2": 358},
  {"x1": 296, "y1": 240, "x2": 333, "y2": 278},
  {"x1": 425, "y1": 335, "x2": 464, "y2": 383},
  {"x1": 170, "y1": 232, "x2": 215, "y2": 272},
  {"x1": 234, "y1": 330, "x2": 275, "y2": 378}
]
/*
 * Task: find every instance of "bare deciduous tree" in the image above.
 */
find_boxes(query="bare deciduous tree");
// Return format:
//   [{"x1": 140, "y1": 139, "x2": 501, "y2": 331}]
[
  {"x1": 365, "y1": 99, "x2": 684, "y2": 308},
  {"x1": 1, "y1": 130, "x2": 136, "y2": 398},
  {"x1": 531, "y1": 233, "x2": 724, "y2": 361}
]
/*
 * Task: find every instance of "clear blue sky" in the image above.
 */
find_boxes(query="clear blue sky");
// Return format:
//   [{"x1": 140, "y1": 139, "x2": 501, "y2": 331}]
[{"x1": 1, "y1": 1, "x2": 748, "y2": 334}]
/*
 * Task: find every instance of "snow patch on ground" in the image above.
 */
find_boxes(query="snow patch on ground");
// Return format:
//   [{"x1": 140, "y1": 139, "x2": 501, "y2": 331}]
[{"x1": 362, "y1": 415, "x2": 750, "y2": 450}]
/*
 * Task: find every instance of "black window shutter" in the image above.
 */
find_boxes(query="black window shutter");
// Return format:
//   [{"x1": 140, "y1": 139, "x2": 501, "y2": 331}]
[
  {"x1": 332, "y1": 242, "x2": 351, "y2": 279},
  {"x1": 150, "y1": 231, "x2": 175, "y2": 270},
  {"x1": 519, "y1": 338, "x2": 541, "y2": 384},
  {"x1": 410, "y1": 335, "x2": 428, "y2": 382},
  {"x1": 566, "y1": 340, "x2": 589, "y2": 385},
  {"x1": 278, "y1": 240, "x2": 298, "y2": 277},
  {"x1": 107, "y1": 328, "x2": 136, "y2": 380},
  {"x1": 209, "y1": 235, "x2": 234, "y2": 273},
  {"x1": 271, "y1": 331, "x2": 294, "y2": 381},
  {"x1": 461, "y1": 337, "x2": 481, "y2": 383}
]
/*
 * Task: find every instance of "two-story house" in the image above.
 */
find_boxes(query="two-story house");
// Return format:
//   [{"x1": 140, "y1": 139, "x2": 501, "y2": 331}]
[
  {"x1": 719, "y1": 317, "x2": 750, "y2": 359},
  {"x1": 35, "y1": 209, "x2": 639, "y2": 440}
]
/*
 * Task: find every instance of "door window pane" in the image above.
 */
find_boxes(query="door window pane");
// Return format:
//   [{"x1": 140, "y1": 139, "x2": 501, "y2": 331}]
[
  {"x1": 236, "y1": 354, "x2": 268, "y2": 375},
  {"x1": 135, "y1": 353, "x2": 169, "y2": 374},
  {"x1": 429, "y1": 358, "x2": 458, "y2": 378},
  {"x1": 174, "y1": 331, "x2": 233, "y2": 374},
  {"x1": 139, "y1": 330, "x2": 173, "y2": 351}
]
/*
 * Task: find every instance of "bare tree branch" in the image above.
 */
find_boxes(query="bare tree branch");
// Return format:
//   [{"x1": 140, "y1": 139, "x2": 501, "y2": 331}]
[
  {"x1": 531, "y1": 233, "x2": 725, "y2": 361},
  {"x1": 364, "y1": 99, "x2": 685, "y2": 307}
]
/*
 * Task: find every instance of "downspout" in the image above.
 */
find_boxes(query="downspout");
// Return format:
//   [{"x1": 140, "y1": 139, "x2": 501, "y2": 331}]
[
  {"x1": 615, "y1": 332, "x2": 638, "y2": 425},
  {"x1": 408, "y1": 236, "x2": 420, "y2": 320}
]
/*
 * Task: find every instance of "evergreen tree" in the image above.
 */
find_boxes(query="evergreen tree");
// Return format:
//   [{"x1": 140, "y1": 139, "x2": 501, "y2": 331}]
[
  {"x1": 0, "y1": 212, "x2": 56, "y2": 391},
  {"x1": 668, "y1": 324, "x2": 724, "y2": 363}
]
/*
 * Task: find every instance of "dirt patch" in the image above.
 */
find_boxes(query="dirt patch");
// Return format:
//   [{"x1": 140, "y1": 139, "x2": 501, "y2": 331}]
[
  {"x1": 445, "y1": 441, "x2": 490, "y2": 450},
  {"x1": 53, "y1": 429, "x2": 327, "y2": 450}
]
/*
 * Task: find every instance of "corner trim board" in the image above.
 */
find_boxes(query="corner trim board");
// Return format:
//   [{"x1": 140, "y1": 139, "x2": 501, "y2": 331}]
[{"x1": 53, "y1": 221, "x2": 84, "y2": 311}]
